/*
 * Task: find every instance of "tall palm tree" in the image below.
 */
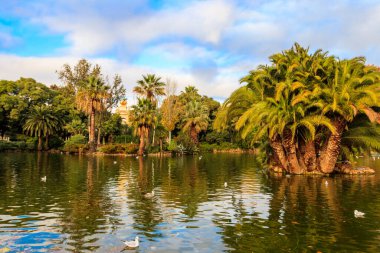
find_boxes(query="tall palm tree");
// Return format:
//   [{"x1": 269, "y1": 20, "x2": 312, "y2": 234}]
[
  {"x1": 76, "y1": 75, "x2": 110, "y2": 151},
  {"x1": 130, "y1": 98, "x2": 157, "y2": 155},
  {"x1": 133, "y1": 74, "x2": 166, "y2": 106},
  {"x1": 182, "y1": 100, "x2": 209, "y2": 144},
  {"x1": 23, "y1": 105, "x2": 62, "y2": 151}
]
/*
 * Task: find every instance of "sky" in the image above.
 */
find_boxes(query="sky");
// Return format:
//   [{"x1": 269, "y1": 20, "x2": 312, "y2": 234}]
[{"x1": 1, "y1": 0, "x2": 380, "y2": 103}]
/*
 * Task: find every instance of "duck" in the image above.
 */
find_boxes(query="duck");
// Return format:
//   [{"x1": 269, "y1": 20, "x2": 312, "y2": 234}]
[
  {"x1": 224, "y1": 182, "x2": 228, "y2": 187},
  {"x1": 124, "y1": 236, "x2": 139, "y2": 248},
  {"x1": 114, "y1": 161, "x2": 117, "y2": 164},
  {"x1": 41, "y1": 176, "x2": 47, "y2": 182},
  {"x1": 325, "y1": 181, "x2": 328, "y2": 186},
  {"x1": 199, "y1": 156, "x2": 202, "y2": 160},
  {"x1": 354, "y1": 210, "x2": 365, "y2": 218},
  {"x1": 144, "y1": 190, "x2": 155, "y2": 198}
]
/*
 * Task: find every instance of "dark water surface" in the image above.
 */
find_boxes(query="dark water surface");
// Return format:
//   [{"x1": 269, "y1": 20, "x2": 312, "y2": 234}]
[{"x1": 0, "y1": 153, "x2": 379, "y2": 252}]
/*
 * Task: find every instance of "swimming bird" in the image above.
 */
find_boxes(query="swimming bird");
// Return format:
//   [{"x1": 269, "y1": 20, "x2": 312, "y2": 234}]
[
  {"x1": 124, "y1": 236, "x2": 139, "y2": 248},
  {"x1": 114, "y1": 161, "x2": 117, "y2": 164},
  {"x1": 199, "y1": 156, "x2": 202, "y2": 160},
  {"x1": 325, "y1": 181, "x2": 328, "y2": 186},
  {"x1": 144, "y1": 191, "x2": 155, "y2": 198},
  {"x1": 354, "y1": 210, "x2": 365, "y2": 218},
  {"x1": 41, "y1": 176, "x2": 47, "y2": 182},
  {"x1": 136, "y1": 156, "x2": 139, "y2": 159},
  {"x1": 224, "y1": 182, "x2": 228, "y2": 187}
]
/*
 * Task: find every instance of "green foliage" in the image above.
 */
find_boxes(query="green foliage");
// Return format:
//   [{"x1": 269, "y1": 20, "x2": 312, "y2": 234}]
[
  {"x1": 98, "y1": 143, "x2": 139, "y2": 154},
  {"x1": 114, "y1": 135, "x2": 138, "y2": 144},
  {"x1": 65, "y1": 134, "x2": 87, "y2": 145},
  {"x1": 199, "y1": 142, "x2": 239, "y2": 152},
  {"x1": 167, "y1": 140, "x2": 177, "y2": 151}
]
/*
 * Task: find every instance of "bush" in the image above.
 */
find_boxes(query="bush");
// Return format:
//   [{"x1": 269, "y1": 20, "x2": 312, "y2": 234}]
[
  {"x1": 65, "y1": 134, "x2": 87, "y2": 145},
  {"x1": 174, "y1": 133, "x2": 199, "y2": 154},
  {"x1": 199, "y1": 142, "x2": 239, "y2": 152},
  {"x1": 63, "y1": 135, "x2": 88, "y2": 153},
  {"x1": 48, "y1": 136, "x2": 65, "y2": 149},
  {"x1": 0, "y1": 140, "x2": 29, "y2": 151},
  {"x1": 114, "y1": 135, "x2": 138, "y2": 144},
  {"x1": 98, "y1": 143, "x2": 139, "y2": 154}
]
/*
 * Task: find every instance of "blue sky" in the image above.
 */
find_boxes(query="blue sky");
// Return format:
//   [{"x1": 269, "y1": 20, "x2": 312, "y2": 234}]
[{"x1": 1, "y1": 0, "x2": 380, "y2": 102}]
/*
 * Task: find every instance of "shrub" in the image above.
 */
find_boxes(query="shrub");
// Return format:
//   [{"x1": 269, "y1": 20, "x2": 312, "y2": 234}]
[
  {"x1": 63, "y1": 135, "x2": 88, "y2": 153},
  {"x1": 98, "y1": 143, "x2": 139, "y2": 154},
  {"x1": 114, "y1": 135, "x2": 138, "y2": 144}
]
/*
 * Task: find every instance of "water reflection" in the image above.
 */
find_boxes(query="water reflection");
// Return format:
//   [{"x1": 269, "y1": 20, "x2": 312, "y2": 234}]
[{"x1": 0, "y1": 153, "x2": 379, "y2": 252}]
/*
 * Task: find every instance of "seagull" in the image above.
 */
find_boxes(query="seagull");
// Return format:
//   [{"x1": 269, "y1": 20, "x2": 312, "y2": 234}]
[
  {"x1": 114, "y1": 161, "x2": 117, "y2": 164},
  {"x1": 325, "y1": 181, "x2": 328, "y2": 186},
  {"x1": 199, "y1": 156, "x2": 202, "y2": 160},
  {"x1": 136, "y1": 156, "x2": 139, "y2": 159},
  {"x1": 124, "y1": 236, "x2": 139, "y2": 248},
  {"x1": 144, "y1": 190, "x2": 155, "y2": 198},
  {"x1": 41, "y1": 176, "x2": 47, "y2": 182},
  {"x1": 224, "y1": 182, "x2": 228, "y2": 187},
  {"x1": 354, "y1": 210, "x2": 365, "y2": 218}
]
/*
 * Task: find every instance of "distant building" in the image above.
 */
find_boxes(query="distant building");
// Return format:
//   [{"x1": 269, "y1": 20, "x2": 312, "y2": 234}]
[{"x1": 116, "y1": 100, "x2": 130, "y2": 125}]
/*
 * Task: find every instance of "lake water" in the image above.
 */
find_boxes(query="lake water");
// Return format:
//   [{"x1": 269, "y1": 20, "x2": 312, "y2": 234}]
[{"x1": 0, "y1": 153, "x2": 379, "y2": 252}]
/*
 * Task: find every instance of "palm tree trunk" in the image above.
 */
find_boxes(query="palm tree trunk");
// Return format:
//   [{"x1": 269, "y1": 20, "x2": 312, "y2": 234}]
[
  {"x1": 303, "y1": 141, "x2": 317, "y2": 171},
  {"x1": 138, "y1": 126, "x2": 145, "y2": 156},
  {"x1": 169, "y1": 131, "x2": 171, "y2": 144},
  {"x1": 319, "y1": 118, "x2": 346, "y2": 174},
  {"x1": 45, "y1": 134, "x2": 49, "y2": 151},
  {"x1": 190, "y1": 125, "x2": 198, "y2": 144},
  {"x1": 269, "y1": 136, "x2": 287, "y2": 171},
  {"x1": 283, "y1": 129, "x2": 304, "y2": 174},
  {"x1": 38, "y1": 135, "x2": 43, "y2": 151},
  {"x1": 89, "y1": 104, "x2": 96, "y2": 152}
]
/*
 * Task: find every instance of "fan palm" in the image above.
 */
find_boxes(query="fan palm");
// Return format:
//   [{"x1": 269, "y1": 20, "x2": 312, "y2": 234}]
[
  {"x1": 182, "y1": 100, "x2": 209, "y2": 144},
  {"x1": 130, "y1": 98, "x2": 157, "y2": 155},
  {"x1": 133, "y1": 74, "x2": 166, "y2": 106},
  {"x1": 76, "y1": 75, "x2": 110, "y2": 151},
  {"x1": 23, "y1": 105, "x2": 62, "y2": 151}
]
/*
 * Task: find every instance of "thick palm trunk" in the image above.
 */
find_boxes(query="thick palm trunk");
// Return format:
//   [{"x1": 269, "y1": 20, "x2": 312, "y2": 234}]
[
  {"x1": 37, "y1": 136, "x2": 43, "y2": 151},
  {"x1": 303, "y1": 141, "x2": 317, "y2": 171},
  {"x1": 283, "y1": 129, "x2": 304, "y2": 174},
  {"x1": 97, "y1": 128, "x2": 101, "y2": 145},
  {"x1": 190, "y1": 125, "x2": 198, "y2": 144},
  {"x1": 269, "y1": 136, "x2": 288, "y2": 171},
  {"x1": 319, "y1": 118, "x2": 346, "y2": 174}
]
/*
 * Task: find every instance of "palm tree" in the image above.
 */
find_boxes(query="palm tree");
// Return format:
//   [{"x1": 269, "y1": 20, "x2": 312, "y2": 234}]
[
  {"x1": 133, "y1": 74, "x2": 166, "y2": 106},
  {"x1": 76, "y1": 75, "x2": 110, "y2": 151},
  {"x1": 23, "y1": 105, "x2": 62, "y2": 151},
  {"x1": 214, "y1": 43, "x2": 380, "y2": 174},
  {"x1": 317, "y1": 58, "x2": 380, "y2": 173},
  {"x1": 182, "y1": 100, "x2": 209, "y2": 144},
  {"x1": 130, "y1": 98, "x2": 157, "y2": 155}
]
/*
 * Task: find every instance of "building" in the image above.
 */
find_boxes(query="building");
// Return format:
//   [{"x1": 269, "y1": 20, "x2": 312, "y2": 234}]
[{"x1": 116, "y1": 100, "x2": 130, "y2": 125}]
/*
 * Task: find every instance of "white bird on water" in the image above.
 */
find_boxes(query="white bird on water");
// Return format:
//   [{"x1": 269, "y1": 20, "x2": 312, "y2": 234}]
[
  {"x1": 124, "y1": 236, "x2": 139, "y2": 248},
  {"x1": 325, "y1": 181, "x2": 328, "y2": 186},
  {"x1": 114, "y1": 161, "x2": 117, "y2": 164},
  {"x1": 354, "y1": 210, "x2": 365, "y2": 218},
  {"x1": 41, "y1": 176, "x2": 47, "y2": 182},
  {"x1": 144, "y1": 190, "x2": 155, "y2": 198},
  {"x1": 224, "y1": 182, "x2": 228, "y2": 187},
  {"x1": 199, "y1": 156, "x2": 202, "y2": 160}
]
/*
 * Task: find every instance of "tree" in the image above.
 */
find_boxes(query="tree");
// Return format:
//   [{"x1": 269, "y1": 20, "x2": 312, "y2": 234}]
[
  {"x1": 76, "y1": 76, "x2": 110, "y2": 151},
  {"x1": 160, "y1": 95, "x2": 182, "y2": 143},
  {"x1": 23, "y1": 105, "x2": 62, "y2": 151},
  {"x1": 182, "y1": 100, "x2": 209, "y2": 144},
  {"x1": 215, "y1": 43, "x2": 380, "y2": 174},
  {"x1": 133, "y1": 74, "x2": 166, "y2": 106},
  {"x1": 130, "y1": 98, "x2": 157, "y2": 155}
]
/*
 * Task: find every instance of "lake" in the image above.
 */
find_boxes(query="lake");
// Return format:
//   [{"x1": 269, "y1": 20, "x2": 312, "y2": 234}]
[{"x1": 0, "y1": 153, "x2": 379, "y2": 252}]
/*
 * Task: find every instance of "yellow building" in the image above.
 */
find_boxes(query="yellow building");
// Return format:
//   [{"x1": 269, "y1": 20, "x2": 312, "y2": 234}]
[{"x1": 116, "y1": 100, "x2": 130, "y2": 125}]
